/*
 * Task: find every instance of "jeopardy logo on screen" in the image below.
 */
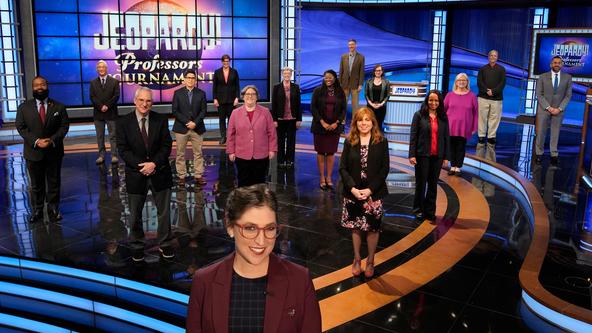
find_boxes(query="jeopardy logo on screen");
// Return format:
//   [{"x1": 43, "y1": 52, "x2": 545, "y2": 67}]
[
  {"x1": 94, "y1": 0, "x2": 221, "y2": 88},
  {"x1": 552, "y1": 41, "x2": 589, "y2": 68}
]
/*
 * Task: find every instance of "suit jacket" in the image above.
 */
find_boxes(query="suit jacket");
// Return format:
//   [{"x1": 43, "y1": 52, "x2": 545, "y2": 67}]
[
  {"x1": 226, "y1": 104, "x2": 277, "y2": 160},
  {"x1": 271, "y1": 82, "x2": 302, "y2": 121},
  {"x1": 213, "y1": 67, "x2": 240, "y2": 104},
  {"x1": 339, "y1": 51, "x2": 365, "y2": 90},
  {"x1": 116, "y1": 110, "x2": 172, "y2": 194},
  {"x1": 536, "y1": 71, "x2": 573, "y2": 114},
  {"x1": 339, "y1": 137, "x2": 390, "y2": 200},
  {"x1": 309, "y1": 86, "x2": 346, "y2": 135},
  {"x1": 172, "y1": 87, "x2": 207, "y2": 135},
  {"x1": 186, "y1": 253, "x2": 322, "y2": 333},
  {"x1": 89, "y1": 75, "x2": 120, "y2": 120},
  {"x1": 409, "y1": 111, "x2": 450, "y2": 160},
  {"x1": 16, "y1": 98, "x2": 70, "y2": 162}
]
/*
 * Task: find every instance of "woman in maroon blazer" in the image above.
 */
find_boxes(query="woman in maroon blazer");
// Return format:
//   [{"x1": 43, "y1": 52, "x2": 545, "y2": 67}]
[{"x1": 186, "y1": 184, "x2": 322, "y2": 333}]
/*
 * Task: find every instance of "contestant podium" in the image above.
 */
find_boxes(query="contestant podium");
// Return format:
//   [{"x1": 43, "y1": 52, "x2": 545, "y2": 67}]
[{"x1": 384, "y1": 81, "x2": 428, "y2": 135}]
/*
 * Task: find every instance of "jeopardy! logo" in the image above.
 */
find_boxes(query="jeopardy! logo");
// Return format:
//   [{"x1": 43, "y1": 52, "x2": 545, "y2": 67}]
[
  {"x1": 552, "y1": 41, "x2": 589, "y2": 68},
  {"x1": 391, "y1": 86, "x2": 419, "y2": 96}
]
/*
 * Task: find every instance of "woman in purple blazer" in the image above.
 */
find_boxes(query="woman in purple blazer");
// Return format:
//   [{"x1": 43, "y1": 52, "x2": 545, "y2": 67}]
[
  {"x1": 443, "y1": 73, "x2": 478, "y2": 176},
  {"x1": 186, "y1": 184, "x2": 322, "y2": 333},
  {"x1": 226, "y1": 85, "x2": 277, "y2": 187}
]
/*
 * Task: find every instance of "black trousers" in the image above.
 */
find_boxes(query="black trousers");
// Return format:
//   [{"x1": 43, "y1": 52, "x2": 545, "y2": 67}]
[
  {"x1": 26, "y1": 156, "x2": 63, "y2": 214},
  {"x1": 235, "y1": 157, "x2": 269, "y2": 187},
  {"x1": 368, "y1": 104, "x2": 386, "y2": 132},
  {"x1": 413, "y1": 156, "x2": 443, "y2": 218},
  {"x1": 449, "y1": 136, "x2": 467, "y2": 168},
  {"x1": 218, "y1": 103, "x2": 234, "y2": 138},
  {"x1": 276, "y1": 120, "x2": 297, "y2": 164}
]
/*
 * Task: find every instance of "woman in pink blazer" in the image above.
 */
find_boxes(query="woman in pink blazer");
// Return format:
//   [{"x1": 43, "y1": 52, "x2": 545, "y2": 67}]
[
  {"x1": 186, "y1": 185, "x2": 322, "y2": 333},
  {"x1": 226, "y1": 85, "x2": 277, "y2": 187}
]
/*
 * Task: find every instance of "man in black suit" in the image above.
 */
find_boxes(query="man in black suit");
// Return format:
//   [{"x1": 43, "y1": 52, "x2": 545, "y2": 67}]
[
  {"x1": 212, "y1": 54, "x2": 240, "y2": 144},
  {"x1": 90, "y1": 60, "x2": 120, "y2": 165},
  {"x1": 172, "y1": 69, "x2": 207, "y2": 186},
  {"x1": 16, "y1": 76, "x2": 70, "y2": 223},
  {"x1": 117, "y1": 87, "x2": 174, "y2": 261}
]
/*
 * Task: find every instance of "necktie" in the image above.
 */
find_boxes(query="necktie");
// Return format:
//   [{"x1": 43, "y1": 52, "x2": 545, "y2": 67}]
[
  {"x1": 141, "y1": 117, "x2": 148, "y2": 148},
  {"x1": 39, "y1": 101, "x2": 46, "y2": 125},
  {"x1": 188, "y1": 89, "x2": 193, "y2": 104},
  {"x1": 101, "y1": 78, "x2": 105, "y2": 88},
  {"x1": 553, "y1": 74, "x2": 558, "y2": 93}
]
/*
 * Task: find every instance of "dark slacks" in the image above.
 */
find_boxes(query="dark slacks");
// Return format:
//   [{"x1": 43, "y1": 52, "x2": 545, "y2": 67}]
[
  {"x1": 94, "y1": 119, "x2": 117, "y2": 158},
  {"x1": 26, "y1": 157, "x2": 63, "y2": 214},
  {"x1": 276, "y1": 120, "x2": 297, "y2": 164},
  {"x1": 368, "y1": 104, "x2": 386, "y2": 132},
  {"x1": 413, "y1": 156, "x2": 443, "y2": 218},
  {"x1": 449, "y1": 136, "x2": 467, "y2": 168},
  {"x1": 218, "y1": 103, "x2": 234, "y2": 138},
  {"x1": 235, "y1": 157, "x2": 269, "y2": 187},
  {"x1": 127, "y1": 179, "x2": 172, "y2": 250}
]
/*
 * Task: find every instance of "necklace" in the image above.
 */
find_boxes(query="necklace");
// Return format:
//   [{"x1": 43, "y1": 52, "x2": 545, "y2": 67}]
[{"x1": 328, "y1": 87, "x2": 335, "y2": 97}]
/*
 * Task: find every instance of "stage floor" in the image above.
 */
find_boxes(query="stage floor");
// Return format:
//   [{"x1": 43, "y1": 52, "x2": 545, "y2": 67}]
[{"x1": 0, "y1": 121, "x2": 589, "y2": 332}]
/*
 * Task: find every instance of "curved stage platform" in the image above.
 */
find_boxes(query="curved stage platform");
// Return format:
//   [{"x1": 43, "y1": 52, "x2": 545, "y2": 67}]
[{"x1": 0, "y1": 122, "x2": 590, "y2": 332}]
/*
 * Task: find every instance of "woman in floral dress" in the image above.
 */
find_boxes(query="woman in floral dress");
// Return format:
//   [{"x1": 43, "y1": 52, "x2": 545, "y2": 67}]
[{"x1": 339, "y1": 107, "x2": 390, "y2": 278}]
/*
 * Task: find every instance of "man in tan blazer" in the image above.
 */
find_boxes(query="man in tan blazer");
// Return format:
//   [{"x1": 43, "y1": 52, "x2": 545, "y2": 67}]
[{"x1": 339, "y1": 39, "x2": 365, "y2": 114}]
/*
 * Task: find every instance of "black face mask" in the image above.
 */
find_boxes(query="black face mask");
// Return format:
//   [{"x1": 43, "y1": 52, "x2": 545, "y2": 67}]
[{"x1": 33, "y1": 89, "x2": 49, "y2": 101}]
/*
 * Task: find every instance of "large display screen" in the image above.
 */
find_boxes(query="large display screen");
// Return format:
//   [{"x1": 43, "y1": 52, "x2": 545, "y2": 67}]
[
  {"x1": 530, "y1": 29, "x2": 592, "y2": 82},
  {"x1": 33, "y1": 0, "x2": 269, "y2": 107}
]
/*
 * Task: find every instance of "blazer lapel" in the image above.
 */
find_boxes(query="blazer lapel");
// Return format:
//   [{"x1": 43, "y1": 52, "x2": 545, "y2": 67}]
[
  {"x1": 263, "y1": 254, "x2": 288, "y2": 333},
  {"x1": 212, "y1": 255, "x2": 233, "y2": 333}
]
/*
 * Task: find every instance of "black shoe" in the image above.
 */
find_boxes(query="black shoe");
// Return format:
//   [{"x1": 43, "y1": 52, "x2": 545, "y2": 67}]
[
  {"x1": 219, "y1": 137, "x2": 226, "y2": 145},
  {"x1": 131, "y1": 249, "x2": 145, "y2": 262},
  {"x1": 48, "y1": 209, "x2": 62, "y2": 222},
  {"x1": 478, "y1": 137, "x2": 486, "y2": 144},
  {"x1": 277, "y1": 162, "x2": 286, "y2": 169},
  {"x1": 550, "y1": 156, "x2": 559, "y2": 166},
  {"x1": 487, "y1": 137, "x2": 496, "y2": 145},
  {"x1": 448, "y1": 169, "x2": 455, "y2": 176},
  {"x1": 425, "y1": 214, "x2": 436, "y2": 222},
  {"x1": 415, "y1": 212, "x2": 424, "y2": 222},
  {"x1": 286, "y1": 162, "x2": 294, "y2": 169},
  {"x1": 535, "y1": 155, "x2": 542, "y2": 164},
  {"x1": 159, "y1": 246, "x2": 175, "y2": 259},
  {"x1": 29, "y1": 211, "x2": 43, "y2": 223}
]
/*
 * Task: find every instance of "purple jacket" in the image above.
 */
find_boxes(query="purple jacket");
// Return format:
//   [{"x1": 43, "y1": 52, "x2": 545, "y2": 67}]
[{"x1": 226, "y1": 104, "x2": 277, "y2": 160}]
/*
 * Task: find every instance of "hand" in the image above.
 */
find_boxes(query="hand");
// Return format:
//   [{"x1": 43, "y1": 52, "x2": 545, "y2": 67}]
[
  {"x1": 228, "y1": 153, "x2": 236, "y2": 162},
  {"x1": 269, "y1": 151, "x2": 276, "y2": 160},
  {"x1": 186, "y1": 121, "x2": 197, "y2": 130},
  {"x1": 273, "y1": 121, "x2": 278, "y2": 128},
  {"x1": 296, "y1": 121, "x2": 302, "y2": 129},
  {"x1": 409, "y1": 157, "x2": 417, "y2": 165},
  {"x1": 138, "y1": 162, "x2": 156, "y2": 176},
  {"x1": 359, "y1": 188, "x2": 372, "y2": 200},
  {"x1": 101, "y1": 105, "x2": 108, "y2": 112},
  {"x1": 443, "y1": 160, "x2": 449, "y2": 168},
  {"x1": 37, "y1": 138, "x2": 50, "y2": 148},
  {"x1": 486, "y1": 89, "x2": 493, "y2": 97},
  {"x1": 357, "y1": 85, "x2": 362, "y2": 92},
  {"x1": 233, "y1": 98, "x2": 239, "y2": 106},
  {"x1": 351, "y1": 188, "x2": 364, "y2": 200},
  {"x1": 213, "y1": 99, "x2": 219, "y2": 107}
]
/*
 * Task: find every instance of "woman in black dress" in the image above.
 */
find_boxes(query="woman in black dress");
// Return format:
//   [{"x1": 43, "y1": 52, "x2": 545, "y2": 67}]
[
  {"x1": 364, "y1": 64, "x2": 390, "y2": 131},
  {"x1": 409, "y1": 90, "x2": 450, "y2": 222},
  {"x1": 340, "y1": 107, "x2": 389, "y2": 278},
  {"x1": 310, "y1": 69, "x2": 346, "y2": 190}
]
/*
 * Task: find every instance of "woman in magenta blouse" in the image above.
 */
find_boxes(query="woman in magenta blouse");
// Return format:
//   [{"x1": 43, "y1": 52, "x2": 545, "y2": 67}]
[
  {"x1": 444, "y1": 73, "x2": 478, "y2": 176},
  {"x1": 227, "y1": 85, "x2": 277, "y2": 187}
]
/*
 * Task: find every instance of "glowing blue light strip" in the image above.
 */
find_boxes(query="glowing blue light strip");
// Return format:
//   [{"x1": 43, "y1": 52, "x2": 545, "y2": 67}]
[
  {"x1": 0, "y1": 281, "x2": 184, "y2": 333},
  {"x1": 0, "y1": 256, "x2": 188, "y2": 304},
  {"x1": 522, "y1": 291, "x2": 592, "y2": 332},
  {"x1": 0, "y1": 313, "x2": 77, "y2": 333}
]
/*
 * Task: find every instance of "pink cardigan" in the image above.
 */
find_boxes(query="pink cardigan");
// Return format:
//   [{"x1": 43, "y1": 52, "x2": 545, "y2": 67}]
[{"x1": 226, "y1": 104, "x2": 277, "y2": 160}]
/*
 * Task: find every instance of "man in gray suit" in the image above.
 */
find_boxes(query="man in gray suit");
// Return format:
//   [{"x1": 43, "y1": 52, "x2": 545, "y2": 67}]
[
  {"x1": 535, "y1": 56, "x2": 573, "y2": 165},
  {"x1": 90, "y1": 60, "x2": 120, "y2": 165},
  {"x1": 339, "y1": 39, "x2": 365, "y2": 114}
]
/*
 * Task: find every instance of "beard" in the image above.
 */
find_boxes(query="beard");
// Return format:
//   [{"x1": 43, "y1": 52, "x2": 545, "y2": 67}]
[{"x1": 33, "y1": 89, "x2": 49, "y2": 101}]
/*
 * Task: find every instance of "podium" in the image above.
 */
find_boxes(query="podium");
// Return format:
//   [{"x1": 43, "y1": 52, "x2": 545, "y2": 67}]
[{"x1": 384, "y1": 81, "x2": 428, "y2": 135}]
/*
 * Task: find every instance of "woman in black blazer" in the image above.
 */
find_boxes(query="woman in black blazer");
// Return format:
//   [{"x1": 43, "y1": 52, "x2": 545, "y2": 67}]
[
  {"x1": 271, "y1": 67, "x2": 302, "y2": 169},
  {"x1": 409, "y1": 90, "x2": 450, "y2": 222},
  {"x1": 339, "y1": 107, "x2": 389, "y2": 278}
]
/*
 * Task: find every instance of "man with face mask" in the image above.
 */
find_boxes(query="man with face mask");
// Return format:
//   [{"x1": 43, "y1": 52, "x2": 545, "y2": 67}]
[{"x1": 16, "y1": 76, "x2": 70, "y2": 223}]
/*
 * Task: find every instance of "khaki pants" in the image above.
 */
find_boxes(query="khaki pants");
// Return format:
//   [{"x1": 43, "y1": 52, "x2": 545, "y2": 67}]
[
  {"x1": 477, "y1": 97, "x2": 502, "y2": 139},
  {"x1": 344, "y1": 88, "x2": 360, "y2": 114},
  {"x1": 174, "y1": 130, "x2": 204, "y2": 179}
]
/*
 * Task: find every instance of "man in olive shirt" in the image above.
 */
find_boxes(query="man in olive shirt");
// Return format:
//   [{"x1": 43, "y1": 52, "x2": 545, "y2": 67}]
[{"x1": 477, "y1": 50, "x2": 506, "y2": 144}]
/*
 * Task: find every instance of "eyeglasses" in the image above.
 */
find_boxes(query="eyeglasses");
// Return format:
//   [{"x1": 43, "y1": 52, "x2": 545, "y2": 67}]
[
  {"x1": 244, "y1": 93, "x2": 257, "y2": 97},
  {"x1": 185, "y1": 76, "x2": 196, "y2": 80},
  {"x1": 235, "y1": 223, "x2": 280, "y2": 239}
]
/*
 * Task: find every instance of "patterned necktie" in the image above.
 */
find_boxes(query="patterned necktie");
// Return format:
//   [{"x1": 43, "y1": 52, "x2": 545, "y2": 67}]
[
  {"x1": 141, "y1": 117, "x2": 148, "y2": 148},
  {"x1": 553, "y1": 73, "x2": 558, "y2": 93},
  {"x1": 39, "y1": 101, "x2": 46, "y2": 124}
]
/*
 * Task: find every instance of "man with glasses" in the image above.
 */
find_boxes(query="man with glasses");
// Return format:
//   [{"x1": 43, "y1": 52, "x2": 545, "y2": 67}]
[
  {"x1": 172, "y1": 69, "x2": 207, "y2": 186},
  {"x1": 339, "y1": 39, "x2": 365, "y2": 115},
  {"x1": 213, "y1": 54, "x2": 240, "y2": 144}
]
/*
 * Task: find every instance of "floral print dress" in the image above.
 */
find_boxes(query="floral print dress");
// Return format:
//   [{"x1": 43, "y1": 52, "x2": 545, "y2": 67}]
[{"x1": 340, "y1": 145, "x2": 384, "y2": 232}]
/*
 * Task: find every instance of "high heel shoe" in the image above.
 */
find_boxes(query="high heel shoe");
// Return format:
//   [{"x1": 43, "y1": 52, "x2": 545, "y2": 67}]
[
  {"x1": 352, "y1": 258, "x2": 362, "y2": 276},
  {"x1": 325, "y1": 181, "x2": 334, "y2": 191},
  {"x1": 364, "y1": 261, "x2": 374, "y2": 278}
]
